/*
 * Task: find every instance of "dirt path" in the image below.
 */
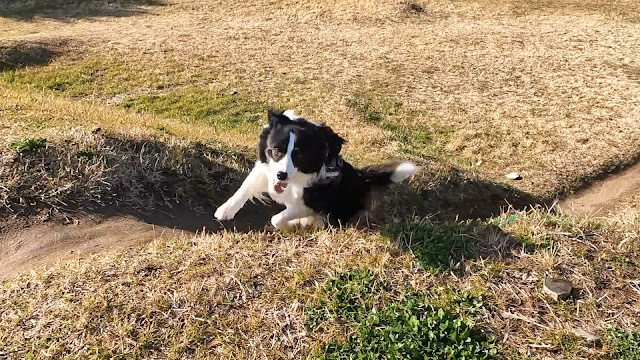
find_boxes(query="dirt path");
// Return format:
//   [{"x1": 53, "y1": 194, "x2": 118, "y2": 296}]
[
  {"x1": 0, "y1": 203, "x2": 274, "y2": 280},
  {"x1": 0, "y1": 215, "x2": 179, "y2": 279},
  {"x1": 4, "y1": 158, "x2": 640, "y2": 280},
  {"x1": 559, "y1": 162, "x2": 640, "y2": 216}
]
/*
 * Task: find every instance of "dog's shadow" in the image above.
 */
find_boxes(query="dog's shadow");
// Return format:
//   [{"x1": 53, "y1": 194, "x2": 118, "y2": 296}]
[
  {"x1": 364, "y1": 168, "x2": 543, "y2": 270},
  {"x1": 391, "y1": 167, "x2": 540, "y2": 221}
]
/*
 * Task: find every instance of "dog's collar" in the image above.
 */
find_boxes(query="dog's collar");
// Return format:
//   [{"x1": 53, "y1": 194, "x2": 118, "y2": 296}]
[{"x1": 316, "y1": 157, "x2": 343, "y2": 185}]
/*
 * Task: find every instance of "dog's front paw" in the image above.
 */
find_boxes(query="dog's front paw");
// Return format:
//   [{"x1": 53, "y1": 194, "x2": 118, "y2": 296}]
[{"x1": 214, "y1": 200, "x2": 240, "y2": 221}]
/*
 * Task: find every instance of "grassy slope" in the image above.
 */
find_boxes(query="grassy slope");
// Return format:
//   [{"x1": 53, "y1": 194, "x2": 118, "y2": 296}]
[
  {"x1": 1, "y1": 0, "x2": 640, "y2": 359},
  {"x1": 1, "y1": 208, "x2": 639, "y2": 359},
  {"x1": 3, "y1": 0, "x2": 640, "y2": 198}
]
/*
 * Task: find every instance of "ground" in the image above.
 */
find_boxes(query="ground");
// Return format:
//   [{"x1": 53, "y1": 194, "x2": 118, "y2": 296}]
[{"x1": 1, "y1": 0, "x2": 640, "y2": 359}]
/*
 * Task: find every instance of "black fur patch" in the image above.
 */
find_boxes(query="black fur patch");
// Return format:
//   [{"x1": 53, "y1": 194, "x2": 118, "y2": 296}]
[
  {"x1": 303, "y1": 160, "x2": 403, "y2": 225},
  {"x1": 259, "y1": 109, "x2": 343, "y2": 174}
]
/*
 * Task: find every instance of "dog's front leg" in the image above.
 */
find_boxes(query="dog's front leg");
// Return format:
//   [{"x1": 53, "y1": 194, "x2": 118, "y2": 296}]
[
  {"x1": 214, "y1": 164, "x2": 267, "y2": 221},
  {"x1": 271, "y1": 205, "x2": 313, "y2": 231}
]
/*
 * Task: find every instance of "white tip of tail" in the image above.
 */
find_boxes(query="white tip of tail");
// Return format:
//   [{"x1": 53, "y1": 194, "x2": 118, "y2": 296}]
[{"x1": 390, "y1": 162, "x2": 417, "y2": 183}]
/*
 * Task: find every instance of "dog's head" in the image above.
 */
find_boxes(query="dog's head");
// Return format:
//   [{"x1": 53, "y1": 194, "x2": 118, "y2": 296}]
[{"x1": 258, "y1": 109, "x2": 345, "y2": 194}]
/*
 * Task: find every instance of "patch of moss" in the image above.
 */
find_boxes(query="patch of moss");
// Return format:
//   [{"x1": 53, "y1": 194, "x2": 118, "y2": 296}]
[
  {"x1": 347, "y1": 94, "x2": 455, "y2": 161},
  {"x1": 120, "y1": 88, "x2": 267, "y2": 129}
]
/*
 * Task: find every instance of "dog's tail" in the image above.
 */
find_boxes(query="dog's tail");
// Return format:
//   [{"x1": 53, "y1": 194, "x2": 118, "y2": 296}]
[{"x1": 360, "y1": 161, "x2": 417, "y2": 187}]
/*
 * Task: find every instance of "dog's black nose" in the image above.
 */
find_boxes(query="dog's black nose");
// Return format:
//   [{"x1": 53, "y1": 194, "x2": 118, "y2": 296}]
[{"x1": 277, "y1": 172, "x2": 288, "y2": 181}]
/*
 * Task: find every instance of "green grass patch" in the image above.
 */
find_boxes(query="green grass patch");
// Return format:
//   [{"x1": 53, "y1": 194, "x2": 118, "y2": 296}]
[
  {"x1": 606, "y1": 328, "x2": 640, "y2": 360},
  {"x1": 514, "y1": 233, "x2": 554, "y2": 254},
  {"x1": 0, "y1": 56, "x2": 185, "y2": 98},
  {"x1": 120, "y1": 88, "x2": 268, "y2": 129},
  {"x1": 305, "y1": 268, "x2": 386, "y2": 330},
  {"x1": 429, "y1": 286, "x2": 488, "y2": 318},
  {"x1": 10, "y1": 137, "x2": 47, "y2": 153},
  {"x1": 0, "y1": 56, "x2": 270, "y2": 130},
  {"x1": 307, "y1": 269, "x2": 497, "y2": 360},
  {"x1": 544, "y1": 331, "x2": 589, "y2": 358},
  {"x1": 384, "y1": 220, "x2": 476, "y2": 272},
  {"x1": 318, "y1": 297, "x2": 497, "y2": 360},
  {"x1": 347, "y1": 95, "x2": 454, "y2": 161},
  {"x1": 2, "y1": 58, "x2": 124, "y2": 97}
]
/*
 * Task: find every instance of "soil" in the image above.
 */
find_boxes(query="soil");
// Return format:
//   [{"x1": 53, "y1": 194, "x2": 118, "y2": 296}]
[
  {"x1": 559, "y1": 162, "x2": 640, "y2": 216},
  {"x1": 0, "y1": 202, "x2": 275, "y2": 280}
]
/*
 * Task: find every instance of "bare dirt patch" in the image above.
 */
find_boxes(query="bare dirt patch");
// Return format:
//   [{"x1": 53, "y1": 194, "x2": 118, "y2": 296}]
[
  {"x1": 0, "y1": 214, "x2": 175, "y2": 280},
  {"x1": 0, "y1": 202, "x2": 274, "y2": 280},
  {"x1": 560, "y1": 161, "x2": 640, "y2": 216}
]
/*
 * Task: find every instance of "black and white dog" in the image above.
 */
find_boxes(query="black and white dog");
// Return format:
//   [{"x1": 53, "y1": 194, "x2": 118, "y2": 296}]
[{"x1": 214, "y1": 109, "x2": 417, "y2": 230}]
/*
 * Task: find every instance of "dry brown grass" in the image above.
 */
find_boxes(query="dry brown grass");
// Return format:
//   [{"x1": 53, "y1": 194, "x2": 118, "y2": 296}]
[
  {"x1": 0, "y1": 129, "x2": 249, "y2": 216},
  {"x1": 0, "y1": 228, "x2": 404, "y2": 359},
  {"x1": 1, "y1": 207, "x2": 639, "y2": 359},
  {"x1": 2, "y1": 1, "x2": 640, "y2": 359},
  {"x1": 2, "y1": 0, "x2": 640, "y2": 198},
  {"x1": 0, "y1": 88, "x2": 262, "y2": 217}
]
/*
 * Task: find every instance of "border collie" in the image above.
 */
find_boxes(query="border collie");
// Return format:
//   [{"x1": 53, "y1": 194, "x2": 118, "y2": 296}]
[{"x1": 214, "y1": 109, "x2": 417, "y2": 230}]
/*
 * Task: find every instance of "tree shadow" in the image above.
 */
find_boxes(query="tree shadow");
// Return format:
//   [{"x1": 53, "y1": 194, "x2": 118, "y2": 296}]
[
  {"x1": 0, "y1": 39, "x2": 67, "y2": 71},
  {"x1": 0, "y1": 0, "x2": 163, "y2": 20}
]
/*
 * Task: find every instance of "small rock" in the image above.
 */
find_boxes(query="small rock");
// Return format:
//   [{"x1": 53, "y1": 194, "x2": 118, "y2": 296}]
[
  {"x1": 573, "y1": 328, "x2": 600, "y2": 343},
  {"x1": 475, "y1": 160, "x2": 483, "y2": 166},
  {"x1": 505, "y1": 172, "x2": 522, "y2": 180},
  {"x1": 543, "y1": 276, "x2": 573, "y2": 301}
]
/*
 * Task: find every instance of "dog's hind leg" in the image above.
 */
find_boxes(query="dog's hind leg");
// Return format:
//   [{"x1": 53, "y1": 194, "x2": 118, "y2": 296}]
[
  {"x1": 288, "y1": 214, "x2": 325, "y2": 229},
  {"x1": 214, "y1": 164, "x2": 268, "y2": 221}
]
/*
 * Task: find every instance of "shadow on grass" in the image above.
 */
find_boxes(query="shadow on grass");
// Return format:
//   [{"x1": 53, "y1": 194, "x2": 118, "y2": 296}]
[
  {"x1": 383, "y1": 218, "x2": 522, "y2": 273},
  {"x1": 391, "y1": 166, "x2": 541, "y2": 221},
  {"x1": 376, "y1": 166, "x2": 540, "y2": 271},
  {"x1": 0, "y1": 0, "x2": 163, "y2": 20},
  {"x1": 0, "y1": 132, "x2": 275, "y2": 233},
  {"x1": 0, "y1": 39, "x2": 67, "y2": 71},
  {"x1": 1, "y1": 125, "x2": 545, "y2": 236}
]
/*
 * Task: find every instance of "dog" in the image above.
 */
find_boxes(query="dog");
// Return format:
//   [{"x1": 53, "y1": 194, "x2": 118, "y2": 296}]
[{"x1": 214, "y1": 109, "x2": 417, "y2": 230}]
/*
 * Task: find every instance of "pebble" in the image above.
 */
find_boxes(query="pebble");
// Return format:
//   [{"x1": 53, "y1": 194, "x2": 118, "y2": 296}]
[
  {"x1": 573, "y1": 328, "x2": 600, "y2": 343},
  {"x1": 543, "y1": 276, "x2": 573, "y2": 301},
  {"x1": 505, "y1": 172, "x2": 522, "y2": 180}
]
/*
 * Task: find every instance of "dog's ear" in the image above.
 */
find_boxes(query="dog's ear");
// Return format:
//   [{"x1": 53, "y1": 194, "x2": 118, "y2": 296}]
[
  {"x1": 268, "y1": 109, "x2": 284, "y2": 128},
  {"x1": 321, "y1": 125, "x2": 345, "y2": 161}
]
